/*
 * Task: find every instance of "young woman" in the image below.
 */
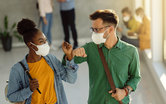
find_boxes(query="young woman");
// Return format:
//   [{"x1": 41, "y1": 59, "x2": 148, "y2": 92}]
[{"x1": 7, "y1": 19, "x2": 78, "y2": 104}]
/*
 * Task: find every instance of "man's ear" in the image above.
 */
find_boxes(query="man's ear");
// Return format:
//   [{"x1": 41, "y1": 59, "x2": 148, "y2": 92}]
[
  {"x1": 107, "y1": 26, "x2": 114, "y2": 35},
  {"x1": 108, "y1": 26, "x2": 114, "y2": 33}
]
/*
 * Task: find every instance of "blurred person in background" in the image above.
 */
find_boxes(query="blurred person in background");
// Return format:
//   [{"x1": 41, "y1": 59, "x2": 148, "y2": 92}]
[
  {"x1": 57, "y1": 0, "x2": 78, "y2": 49},
  {"x1": 135, "y1": 7, "x2": 151, "y2": 50},
  {"x1": 7, "y1": 19, "x2": 78, "y2": 104},
  {"x1": 118, "y1": 7, "x2": 141, "y2": 47},
  {"x1": 38, "y1": 0, "x2": 53, "y2": 45}
]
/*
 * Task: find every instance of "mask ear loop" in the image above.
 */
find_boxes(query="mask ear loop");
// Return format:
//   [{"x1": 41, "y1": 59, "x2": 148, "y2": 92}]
[
  {"x1": 104, "y1": 25, "x2": 115, "y2": 39},
  {"x1": 103, "y1": 27, "x2": 110, "y2": 39},
  {"x1": 30, "y1": 42, "x2": 38, "y2": 52}
]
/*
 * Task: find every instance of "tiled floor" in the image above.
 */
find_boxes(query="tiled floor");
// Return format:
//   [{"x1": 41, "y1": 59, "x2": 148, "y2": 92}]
[{"x1": 0, "y1": 45, "x2": 165, "y2": 104}]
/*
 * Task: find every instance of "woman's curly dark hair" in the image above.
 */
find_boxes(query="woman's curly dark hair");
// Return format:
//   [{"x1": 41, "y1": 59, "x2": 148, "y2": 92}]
[{"x1": 17, "y1": 19, "x2": 39, "y2": 44}]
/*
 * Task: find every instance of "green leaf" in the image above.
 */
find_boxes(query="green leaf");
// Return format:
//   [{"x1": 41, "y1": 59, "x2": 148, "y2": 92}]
[
  {"x1": 4, "y1": 16, "x2": 8, "y2": 31},
  {"x1": 10, "y1": 23, "x2": 16, "y2": 33},
  {"x1": 0, "y1": 28, "x2": 2, "y2": 38},
  {"x1": 11, "y1": 23, "x2": 16, "y2": 30}
]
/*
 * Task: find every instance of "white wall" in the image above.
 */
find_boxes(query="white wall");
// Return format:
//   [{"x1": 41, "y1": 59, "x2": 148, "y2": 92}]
[{"x1": 0, "y1": 0, "x2": 133, "y2": 43}]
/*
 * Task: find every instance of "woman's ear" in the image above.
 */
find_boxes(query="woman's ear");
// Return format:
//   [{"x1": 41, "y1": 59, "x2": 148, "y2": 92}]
[
  {"x1": 27, "y1": 42, "x2": 31, "y2": 47},
  {"x1": 27, "y1": 42, "x2": 38, "y2": 51}
]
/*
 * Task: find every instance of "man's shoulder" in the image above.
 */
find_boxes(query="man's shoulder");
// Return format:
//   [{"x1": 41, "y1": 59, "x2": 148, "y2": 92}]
[
  {"x1": 83, "y1": 42, "x2": 96, "y2": 47},
  {"x1": 120, "y1": 40, "x2": 137, "y2": 52}
]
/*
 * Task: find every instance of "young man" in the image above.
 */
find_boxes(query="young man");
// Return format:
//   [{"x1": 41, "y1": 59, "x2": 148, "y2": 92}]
[{"x1": 64, "y1": 9, "x2": 141, "y2": 104}]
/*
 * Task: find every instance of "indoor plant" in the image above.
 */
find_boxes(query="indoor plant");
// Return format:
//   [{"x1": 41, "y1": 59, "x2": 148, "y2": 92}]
[{"x1": 0, "y1": 16, "x2": 22, "y2": 51}]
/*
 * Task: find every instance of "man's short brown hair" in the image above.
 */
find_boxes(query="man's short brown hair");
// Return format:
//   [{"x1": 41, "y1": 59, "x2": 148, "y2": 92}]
[{"x1": 89, "y1": 9, "x2": 119, "y2": 28}]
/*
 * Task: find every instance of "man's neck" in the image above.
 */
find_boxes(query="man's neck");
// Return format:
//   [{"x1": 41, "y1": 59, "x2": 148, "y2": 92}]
[
  {"x1": 104, "y1": 33, "x2": 118, "y2": 50},
  {"x1": 27, "y1": 50, "x2": 42, "y2": 63}
]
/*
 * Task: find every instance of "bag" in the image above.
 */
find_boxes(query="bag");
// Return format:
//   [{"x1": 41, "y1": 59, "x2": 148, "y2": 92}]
[
  {"x1": 97, "y1": 45, "x2": 123, "y2": 104},
  {"x1": 5, "y1": 81, "x2": 25, "y2": 104}
]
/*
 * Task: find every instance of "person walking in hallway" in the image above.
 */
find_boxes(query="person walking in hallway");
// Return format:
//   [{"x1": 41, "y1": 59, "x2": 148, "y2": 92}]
[
  {"x1": 38, "y1": 0, "x2": 53, "y2": 45},
  {"x1": 64, "y1": 9, "x2": 141, "y2": 104},
  {"x1": 57, "y1": 0, "x2": 78, "y2": 49},
  {"x1": 7, "y1": 19, "x2": 78, "y2": 104}
]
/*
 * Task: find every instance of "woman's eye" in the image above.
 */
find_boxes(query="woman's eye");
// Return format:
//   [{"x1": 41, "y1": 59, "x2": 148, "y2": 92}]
[{"x1": 40, "y1": 41, "x2": 44, "y2": 43}]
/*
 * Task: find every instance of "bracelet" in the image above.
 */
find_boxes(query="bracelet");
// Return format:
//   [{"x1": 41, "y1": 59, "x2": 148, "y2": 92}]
[{"x1": 126, "y1": 87, "x2": 132, "y2": 95}]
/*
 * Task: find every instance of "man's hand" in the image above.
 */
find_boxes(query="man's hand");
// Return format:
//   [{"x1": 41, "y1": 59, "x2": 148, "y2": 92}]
[
  {"x1": 72, "y1": 48, "x2": 87, "y2": 57},
  {"x1": 43, "y1": 17, "x2": 48, "y2": 25},
  {"x1": 62, "y1": 42, "x2": 73, "y2": 61},
  {"x1": 30, "y1": 79, "x2": 39, "y2": 92},
  {"x1": 109, "y1": 88, "x2": 126, "y2": 101}
]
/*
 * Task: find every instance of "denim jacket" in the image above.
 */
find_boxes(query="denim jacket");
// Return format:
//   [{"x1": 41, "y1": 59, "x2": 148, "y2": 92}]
[{"x1": 7, "y1": 54, "x2": 78, "y2": 104}]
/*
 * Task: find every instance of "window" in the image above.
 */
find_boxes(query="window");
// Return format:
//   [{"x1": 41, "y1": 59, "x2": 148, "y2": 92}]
[
  {"x1": 164, "y1": 0, "x2": 166, "y2": 63},
  {"x1": 144, "y1": 0, "x2": 151, "y2": 19}
]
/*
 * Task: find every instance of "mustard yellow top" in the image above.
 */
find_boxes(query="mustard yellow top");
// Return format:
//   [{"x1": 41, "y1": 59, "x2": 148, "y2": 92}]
[
  {"x1": 127, "y1": 17, "x2": 141, "y2": 33},
  {"x1": 28, "y1": 57, "x2": 57, "y2": 104}
]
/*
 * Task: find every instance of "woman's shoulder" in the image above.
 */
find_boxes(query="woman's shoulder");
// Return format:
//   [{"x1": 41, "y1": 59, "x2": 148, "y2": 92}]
[{"x1": 10, "y1": 62, "x2": 23, "y2": 73}]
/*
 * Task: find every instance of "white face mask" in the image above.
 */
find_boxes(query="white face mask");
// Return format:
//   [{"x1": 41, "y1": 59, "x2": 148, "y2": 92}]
[
  {"x1": 123, "y1": 16, "x2": 130, "y2": 22},
  {"x1": 92, "y1": 31, "x2": 107, "y2": 44},
  {"x1": 135, "y1": 15, "x2": 143, "y2": 23},
  {"x1": 30, "y1": 42, "x2": 50, "y2": 56}
]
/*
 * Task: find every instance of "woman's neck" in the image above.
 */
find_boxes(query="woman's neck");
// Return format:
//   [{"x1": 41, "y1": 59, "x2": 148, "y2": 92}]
[{"x1": 27, "y1": 50, "x2": 42, "y2": 63}]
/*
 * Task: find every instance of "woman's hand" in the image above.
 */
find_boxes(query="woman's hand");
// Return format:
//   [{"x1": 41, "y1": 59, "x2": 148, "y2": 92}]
[
  {"x1": 30, "y1": 79, "x2": 39, "y2": 92},
  {"x1": 62, "y1": 42, "x2": 73, "y2": 61}
]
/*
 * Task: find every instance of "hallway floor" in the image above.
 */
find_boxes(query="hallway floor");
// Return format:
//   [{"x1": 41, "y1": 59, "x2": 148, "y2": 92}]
[{"x1": 0, "y1": 45, "x2": 165, "y2": 104}]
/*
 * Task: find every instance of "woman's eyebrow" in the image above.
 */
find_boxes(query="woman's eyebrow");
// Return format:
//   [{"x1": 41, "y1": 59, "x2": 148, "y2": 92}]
[{"x1": 38, "y1": 38, "x2": 44, "y2": 41}]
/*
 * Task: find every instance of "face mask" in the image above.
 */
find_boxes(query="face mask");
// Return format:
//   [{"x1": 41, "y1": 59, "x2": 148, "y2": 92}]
[
  {"x1": 30, "y1": 42, "x2": 50, "y2": 56},
  {"x1": 135, "y1": 15, "x2": 143, "y2": 23},
  {"x1": 92, "y1": 31, "x2": 107, "y2": 44},
  {"x1": 123, "y1": 16, "x2": 130, "y2": 22}
]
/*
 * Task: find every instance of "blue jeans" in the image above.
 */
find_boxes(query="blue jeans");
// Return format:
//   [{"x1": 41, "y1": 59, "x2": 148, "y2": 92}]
[{"x1": 41, "y1": 13, "x2": 53, "y2": 44}]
